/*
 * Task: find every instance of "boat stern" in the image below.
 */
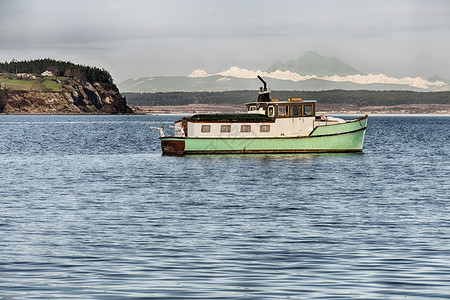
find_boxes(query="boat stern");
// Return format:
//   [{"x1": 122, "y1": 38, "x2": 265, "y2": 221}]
[{"x1": 160, "y1": 137, "x2": 185, "y2": 155}]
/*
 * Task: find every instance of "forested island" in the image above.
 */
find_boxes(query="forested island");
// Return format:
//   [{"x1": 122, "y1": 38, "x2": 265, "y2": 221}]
[
  {"x1": 123, "y1": 90, "x2": 450, "y2": 114},
  {"x1": 0, "y1": 59, "x2": 132, "y2": 114}
]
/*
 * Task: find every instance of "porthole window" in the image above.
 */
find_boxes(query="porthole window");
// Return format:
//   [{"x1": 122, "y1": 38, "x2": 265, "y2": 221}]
[
  {"x1": 220, "y1": 125, "x2": 231, "y2": 132},
  {"x1": 260, "y1": 125, "x2": 270, "y2": 132},
  {"x1": 240, "y1": 125, "x2": 251, "y2": 132},
  {"x1": 201, "y1": 125, "x2": 211, "y2": 132}
]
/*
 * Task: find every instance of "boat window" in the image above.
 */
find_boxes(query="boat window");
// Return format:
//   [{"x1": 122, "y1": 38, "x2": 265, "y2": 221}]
[
  {"x1": 268, "y1": 106, "x2": 275, "y2": 117},
  {"x1": 260, "y1": 125, "x2": 270, "y2": 132},
  {"x1": 249, "y1": 105, "x2": 257, "y2": 111},
  {"x1": 304, "y1": 104, "x2": 313, "y2": 116},
  {"x1": 220, "y1": 125, "x2": 231, "y2": 132},
  {"x1": 278, "y1": 105, "x2": 288, "y2": 117},
  {"x1": 240, "y1": 125, "x2": 251, "y2": 132},
  {"x1": 201, "y1": 125, "x2": 211, "y2": 133},
  {"x1": 293, "y1": 105, "x2": 302, "y2": 117}
]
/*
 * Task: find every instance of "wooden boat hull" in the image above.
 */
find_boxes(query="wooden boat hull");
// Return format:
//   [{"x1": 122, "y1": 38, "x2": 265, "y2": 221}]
[{"x1": 161, "y1": 116, "x2": 367, "y2": 155}]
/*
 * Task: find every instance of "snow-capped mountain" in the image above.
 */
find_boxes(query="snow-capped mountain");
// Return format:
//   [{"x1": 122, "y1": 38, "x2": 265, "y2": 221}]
[
  {"x1": 188, "y1": 67, "x2": 446, "y2": 90},
  {"x1": 266, "y1": 51, "x2": 362, "y2": 76},
  {"x1": 118, "y1": 52, "x2": 449, "y2": 92}
]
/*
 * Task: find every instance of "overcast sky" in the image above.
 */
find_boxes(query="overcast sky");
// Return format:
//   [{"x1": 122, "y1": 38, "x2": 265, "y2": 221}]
[{"x1": 1, "y1": 0, "x2": 449, "y2": 82}]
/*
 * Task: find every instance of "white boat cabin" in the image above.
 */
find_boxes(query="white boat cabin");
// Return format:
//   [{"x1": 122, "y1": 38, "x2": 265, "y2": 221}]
[
  {"x1": 173, "y1": 78, "x2": 346, "y2": 139},
  {"x1": 173, "y1": 96, "x2": 345, "y2": 139}
]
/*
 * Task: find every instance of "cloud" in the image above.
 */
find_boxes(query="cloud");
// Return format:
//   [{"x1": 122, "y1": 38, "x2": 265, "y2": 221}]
[{"x1": 1, "y1": 0, "x2": 450, "y2": 81}]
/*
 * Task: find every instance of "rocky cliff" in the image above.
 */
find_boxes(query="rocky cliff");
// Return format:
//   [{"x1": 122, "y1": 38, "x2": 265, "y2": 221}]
[{"x1": 0, "y1": 80, "x2": 132, "y2": 114}]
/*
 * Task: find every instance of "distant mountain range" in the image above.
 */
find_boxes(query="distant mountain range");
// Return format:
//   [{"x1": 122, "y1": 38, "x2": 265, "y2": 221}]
[
  {"x1": 118, "y1": 51, "x2": 449, "y2": 92},
  {"x1": 266, "y1": 51, "x2": 362, "y2": 76}
]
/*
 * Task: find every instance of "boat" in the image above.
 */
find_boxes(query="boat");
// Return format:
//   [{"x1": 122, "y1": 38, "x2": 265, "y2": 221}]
[{"x1": 158, "y1": 76, "x2": 368, "y2": 155}]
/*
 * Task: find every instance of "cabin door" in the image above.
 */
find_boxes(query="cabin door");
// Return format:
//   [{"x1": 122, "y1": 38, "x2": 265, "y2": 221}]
[{"x1": 298, "y1": 118, "x2": 314, "y2": 136}]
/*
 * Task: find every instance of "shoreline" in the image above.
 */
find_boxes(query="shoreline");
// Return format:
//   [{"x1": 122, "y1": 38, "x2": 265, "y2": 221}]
[
  {"x1": 132, "y1": 103, "x2": 450, "y2": 115},
  {"x1": 1, "y1": 104, "x2": 448, "y2": 115}
]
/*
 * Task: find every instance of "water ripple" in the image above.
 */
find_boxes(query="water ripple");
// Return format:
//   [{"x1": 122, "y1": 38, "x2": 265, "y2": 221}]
[{"x1": 0, "y1": 115, "x2": 449, "y2": 299}]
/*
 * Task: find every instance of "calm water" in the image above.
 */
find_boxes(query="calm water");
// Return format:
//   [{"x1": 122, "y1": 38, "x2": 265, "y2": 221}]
[{"x1": 0, "y1": 114, "x2": 449, "y2": 299}]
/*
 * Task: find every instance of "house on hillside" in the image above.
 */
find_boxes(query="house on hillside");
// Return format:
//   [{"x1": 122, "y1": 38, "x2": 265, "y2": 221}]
[
  {"x1": 16, "y1": 73, "x2": 36, "y2": 79},
  {"x1": 41, "y1": 70, "x2": 54, "y2": 77}
]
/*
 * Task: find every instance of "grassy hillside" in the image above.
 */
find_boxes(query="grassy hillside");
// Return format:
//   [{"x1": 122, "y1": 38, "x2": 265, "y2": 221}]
[{"x1": 0, "y1": 75, "x2": 68, "y2": 92}]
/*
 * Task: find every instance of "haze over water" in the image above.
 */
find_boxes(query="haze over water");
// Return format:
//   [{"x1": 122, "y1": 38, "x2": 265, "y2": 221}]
[{"x1": 1, "y1": 114, "x2": 449, "y2": 299}]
